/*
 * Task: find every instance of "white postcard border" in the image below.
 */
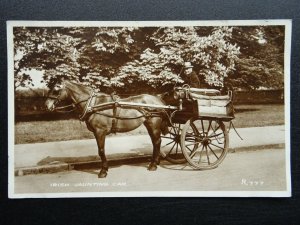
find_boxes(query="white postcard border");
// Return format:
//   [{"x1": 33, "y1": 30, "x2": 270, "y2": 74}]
[{"x1": 7, "y1": 20, "x2": 292, "y2": 198}]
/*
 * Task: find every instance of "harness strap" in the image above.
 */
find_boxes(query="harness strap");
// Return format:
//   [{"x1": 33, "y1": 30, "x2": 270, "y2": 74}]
[
  {"x1": 94, "y1": 108, "x2": 163, "y2": 120},
  {"x1": 55, "y1": 104, "x2": 75, "y2": 112},
  {"x1": 53, "y1": 98, "x2": 90, "y2": 113},
  {"x1": 79, "y1": 91, "x2": 96, "y2": 121},
  {"x1": 110, "y1": 103, "x2": 119, "y2": 133},
  {"x1": 54, "y1": 89, "x2": 166, "y2": 123}
]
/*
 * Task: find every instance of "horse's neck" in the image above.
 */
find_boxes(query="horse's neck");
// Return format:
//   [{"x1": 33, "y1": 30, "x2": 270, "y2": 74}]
[
  {"x1": 65, "y1": 81, "x2": 111, "y2": 110},
  {"x1": 65, "y1": 82, "x2": 92, "y2": 109}
]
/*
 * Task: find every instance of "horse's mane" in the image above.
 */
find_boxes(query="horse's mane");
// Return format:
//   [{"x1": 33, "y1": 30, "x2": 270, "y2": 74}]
[{"x1": 64, "y1": 80, "x2": 93, "y2": 95}]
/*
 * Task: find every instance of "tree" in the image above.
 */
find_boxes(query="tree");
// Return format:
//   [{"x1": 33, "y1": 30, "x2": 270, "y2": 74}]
[
  {"x1": 116, "y1": 26, "x2": 240, "y2": 92},
  {"x1": 13, "y1": 27, "x2": 82, "y2": 89},
  {"x1": 13, "y1": 25, "x2": 284, "y2": 93},
  {"x1": 228, "y1": 26, "x2": 284, "y2": 90},
  {"x1": 13, "y1": 27, "x2": 147, "y2": 92}
]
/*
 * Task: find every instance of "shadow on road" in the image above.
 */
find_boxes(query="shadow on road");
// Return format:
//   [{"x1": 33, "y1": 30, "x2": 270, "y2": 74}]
[{"x1": 74, "y1": 159, "x2": 197, "y2": 176}]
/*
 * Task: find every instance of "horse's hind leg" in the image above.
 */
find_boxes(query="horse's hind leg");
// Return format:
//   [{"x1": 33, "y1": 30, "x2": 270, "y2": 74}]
[
  {"x1": 144, "y1": 118, "x2": 162, "y2": 171},
  {"x1": 94, "y1": 129, "x2": 108, "y2": 178}
]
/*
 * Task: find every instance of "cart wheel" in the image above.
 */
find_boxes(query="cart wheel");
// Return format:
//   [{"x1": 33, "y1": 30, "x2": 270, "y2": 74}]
[
  {"x1": 160, "y1": 124, "x2": 186, "y2": 164},
  {"x1": 181, "y1": 118, "x2": 229, "y2": 170}
]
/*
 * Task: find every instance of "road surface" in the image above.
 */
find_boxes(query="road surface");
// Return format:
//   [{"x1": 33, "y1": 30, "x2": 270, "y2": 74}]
[{"x1": 14, "y1": 147, "x2": 287, "y2": 195}]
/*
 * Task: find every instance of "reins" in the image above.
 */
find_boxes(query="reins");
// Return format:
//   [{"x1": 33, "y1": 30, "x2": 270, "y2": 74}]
[
  {"x1": 49, "y1": 87, "x2": 168, "y2": 121},
  {"x1": 50, "y1": 97, "x2": 91, "y2": 113},
  {"x1": 54, "y1": 105, "x2": 76, "y2": 113}
]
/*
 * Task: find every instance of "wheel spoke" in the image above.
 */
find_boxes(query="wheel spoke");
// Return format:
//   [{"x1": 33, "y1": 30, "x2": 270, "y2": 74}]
[
  {"x1": 170, "y1": 130, "x2": 179, "y2": 136},
  {"x1": 186, "y1": 131, "x2": 197, "y2": 137},
  {"x1": 162, "y1": 136, "x2": 177, "y2": 140},
  {"x1": 171, "y1": 126, "x2": 176, "y2": 133},
  {"x1": 211, "y1": 124, "x2": 220, "y2": 133},
  {"x1": 205, "y1": 146, "x2": 210, "y2": 165},
  {"x1": 186, "y1": 144, "x2": 194, "y2": 153},
  {"x1": 185, "y1": 137, "x2": 197, "y2": 141},
  {"x1": 200, "y1": 119, "x2": 205, "y2": 134},
  {"x1": 214, "y1": 137, "x2": 225, "y2": 145},
  {"x1": 167, "y1": 142, "x2": 177, "y2": 155},
  {"x1": 186, "y1": 132, "x2": 203, "y2": 140},
  {"x1": 186, "y1": 140, "x2": 202, "y2": 147},
  {"x1": 189, "y1": 147, "x2": 198, "y2": 158},
  {"x1": 198, "y1": 145, "x2": 205, "y2": 164},
  {"x1": 208, "y1": 132, "x2": 224, "y2": 138},
  {"x1": 185, "y1": 138, "x2": 199, "y2": 142},
  {"x1": 210, "y1": 142, "x2": 225, "y2": 150},
  {"x1": 180, "y1": 119, "x2": 228, "y2": 169},
  {"x1": 207, "y1": 120, "x2": 212, "y2": 134},
  {"x1": 207, "y1": 144, "x2": 219, "y2": 160},
  {"x1": 162, "y1": 140, "x2": 175, "y2": 147},
  {"x1": 172, "y1": 127, "x2": 179, "y2": 135},
  {"x1": 208, "y1": 122, "x2": 220, "y2": 136},
  {"x1": 161, "y1": 123, "x2": 187, "y2": 164},
  {"x1": 185, "y1": 132, "x2": 197, "y2": 137}
]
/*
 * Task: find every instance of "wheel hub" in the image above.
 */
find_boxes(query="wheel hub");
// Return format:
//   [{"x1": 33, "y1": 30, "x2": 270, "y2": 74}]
[
  {"x1": 174, "y1": 135, "x2": 180, "y2": 143},
  {"x1": 202, "y1": 138, "x2": 211, "y2": 146}
]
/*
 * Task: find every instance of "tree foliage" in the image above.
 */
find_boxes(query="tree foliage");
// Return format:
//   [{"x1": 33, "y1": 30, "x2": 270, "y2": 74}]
[
  {"x1": 13, "y1": 25, "x2": 285, "y2": 93},
  {"x1": 227, "y1": 26, "x2": 284, "y2": 90}
]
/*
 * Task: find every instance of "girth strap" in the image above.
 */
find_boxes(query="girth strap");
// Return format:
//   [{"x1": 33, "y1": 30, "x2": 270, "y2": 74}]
[
  {"x1": 110, "y1": 93, "x2": 119, "y2": 133},
  {"x1": 111, "y1": 103, "x2": 120, "y2": 134}
]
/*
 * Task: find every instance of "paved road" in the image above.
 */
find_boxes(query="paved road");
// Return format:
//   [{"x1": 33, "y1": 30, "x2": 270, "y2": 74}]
[{"x1": 14, "y1": 147, "x2": 288, "y2": 196}]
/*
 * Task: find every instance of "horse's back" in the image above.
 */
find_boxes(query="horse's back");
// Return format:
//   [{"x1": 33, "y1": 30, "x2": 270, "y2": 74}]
[{"x1": 122, "y1": 94, "x2": 165, "y2": 106}]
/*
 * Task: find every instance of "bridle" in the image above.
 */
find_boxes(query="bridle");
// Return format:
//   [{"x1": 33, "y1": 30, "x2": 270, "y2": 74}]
[
  {"x1": 47, "y1": 87, "x2": 95, "y2": 115},
  {"x1": 46, "y1": 89, "x2": 68, "y2": 111}
]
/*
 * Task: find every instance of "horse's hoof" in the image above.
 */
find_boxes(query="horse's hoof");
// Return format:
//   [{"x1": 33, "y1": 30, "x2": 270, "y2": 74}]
[
  {"x1": 98, "y1": 171, "x2": 107, "y2": 178},
  {"x1": 148, "y1": 164, "x2": 157, "y2": 171}
]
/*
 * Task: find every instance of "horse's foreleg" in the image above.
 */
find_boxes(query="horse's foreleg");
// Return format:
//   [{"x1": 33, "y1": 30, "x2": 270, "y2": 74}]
[
  {"x1": 144, "y1": 120, "x2": 162, "y2": 171},
  {"x1": 94, "y1": 129, "x2": 108, "y2": 178}
]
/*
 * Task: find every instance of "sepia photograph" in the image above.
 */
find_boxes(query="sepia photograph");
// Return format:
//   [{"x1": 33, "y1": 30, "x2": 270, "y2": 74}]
[{"x1": 7, "y1": 20, "x2": 291, "y2": 198}]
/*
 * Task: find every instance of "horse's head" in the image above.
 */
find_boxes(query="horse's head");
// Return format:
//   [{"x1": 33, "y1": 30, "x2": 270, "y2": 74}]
[{"x1": 45, "y1": 81, "x2": 69, "y2": 111}]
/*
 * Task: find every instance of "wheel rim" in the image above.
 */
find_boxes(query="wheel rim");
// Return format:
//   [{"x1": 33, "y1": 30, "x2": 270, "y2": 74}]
[
  {"x1": 181, "y1": 118, "x2": 229, "y2": 169},
  {"x1": 160, "y1": 123, "x2": 186, "y2": 164}
]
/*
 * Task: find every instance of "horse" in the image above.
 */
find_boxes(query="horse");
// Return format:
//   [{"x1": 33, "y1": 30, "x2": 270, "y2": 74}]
[{"x1": 45, "y1": 80, "x2": 169, "y2": 178}]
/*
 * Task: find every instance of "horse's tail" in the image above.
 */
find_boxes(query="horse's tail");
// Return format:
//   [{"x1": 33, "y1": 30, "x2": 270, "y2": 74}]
[{"x1": 160, "y1": 112, "x2": 170, "y2": 135}]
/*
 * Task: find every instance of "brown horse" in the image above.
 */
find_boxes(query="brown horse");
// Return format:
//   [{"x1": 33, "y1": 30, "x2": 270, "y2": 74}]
[{"x1": 45, "y1": 80, "x2": 169, "y2": 178}]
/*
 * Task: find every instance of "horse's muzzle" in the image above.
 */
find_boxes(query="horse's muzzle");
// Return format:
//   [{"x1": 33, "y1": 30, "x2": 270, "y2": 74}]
[{"x1": 47, "y1": 105, "x2": 55, "y2": 112}]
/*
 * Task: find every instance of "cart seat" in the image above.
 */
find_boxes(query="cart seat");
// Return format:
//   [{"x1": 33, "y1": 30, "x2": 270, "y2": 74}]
[
  {"x1": 189, "y1": 88, "x2": 220, "y2": 96},
  {"x1": 189, "y1": 92, "x2": 230, "y2": 100}
]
